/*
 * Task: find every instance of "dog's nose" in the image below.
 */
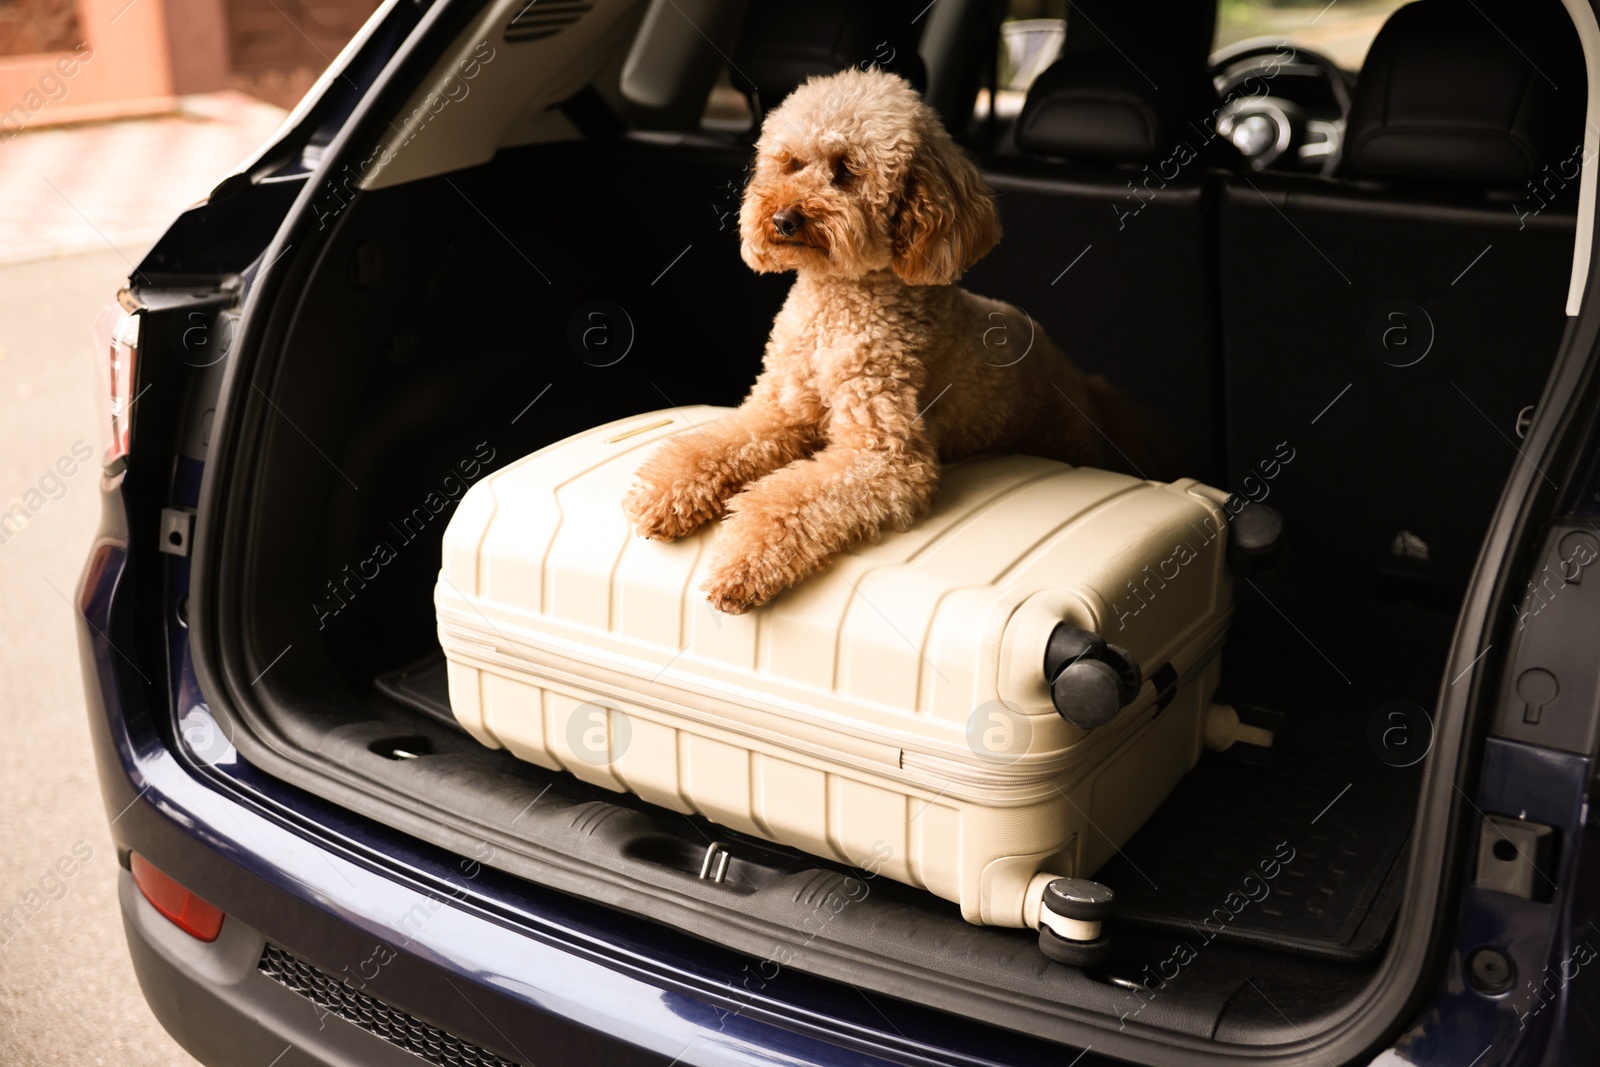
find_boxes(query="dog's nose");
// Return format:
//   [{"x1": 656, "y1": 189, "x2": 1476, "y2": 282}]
[{"x1": 773, "y1": 208, "x2": 805, "y2": 237}]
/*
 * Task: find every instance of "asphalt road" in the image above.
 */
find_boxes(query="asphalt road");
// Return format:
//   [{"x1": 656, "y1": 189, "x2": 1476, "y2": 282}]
[{"x1": 0, "y1": 248, "x2": 203, "y2": 1066}]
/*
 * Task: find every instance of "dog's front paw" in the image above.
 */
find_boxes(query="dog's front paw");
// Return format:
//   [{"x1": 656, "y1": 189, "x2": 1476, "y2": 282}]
[
  {"x1": 701, "y1": 511, "x2": 818, "y2": 613},
  {"x1": 701, "y1": 553, "x2": 785, "y2": 615},
  {"x1": 622, "y1": 480, "x2": 719, "y2": 541}
]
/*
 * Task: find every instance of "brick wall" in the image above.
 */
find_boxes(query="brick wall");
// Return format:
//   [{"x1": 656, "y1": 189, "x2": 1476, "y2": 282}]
[{"x1": 0, "y1": 0, "x2": 85, "y2": 56}]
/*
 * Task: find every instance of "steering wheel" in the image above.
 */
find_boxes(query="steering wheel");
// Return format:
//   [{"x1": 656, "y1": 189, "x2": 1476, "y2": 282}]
[{"x1": 1207, "y1": 38, "x2": 1354, "y2": 175}]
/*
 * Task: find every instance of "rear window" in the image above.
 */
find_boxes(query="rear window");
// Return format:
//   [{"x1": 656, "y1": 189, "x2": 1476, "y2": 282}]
[
  {"x1": 1214, "y1": 0, "x2": 1412, "y2": 70},
  {"x1": 987, "y1": 0, "x2": 1068, "y2": 117}
]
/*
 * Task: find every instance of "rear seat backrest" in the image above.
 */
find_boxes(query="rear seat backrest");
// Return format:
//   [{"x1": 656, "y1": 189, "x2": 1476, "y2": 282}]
[
  {"x1": 964, "y1": 49, "x2": 1237, "y2": 483},
  {"x1": 1217, "y1": 0, "x2": 1585, "y2": 607},
  {"x1": 608, "y1": 1, "x2": 941, "y2": 403}
]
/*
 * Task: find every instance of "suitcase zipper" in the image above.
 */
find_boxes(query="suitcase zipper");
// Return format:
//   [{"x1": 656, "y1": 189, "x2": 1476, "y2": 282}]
[
  {"x1": 436, "y1": 609, "x2": 1094, "y2": 795},
  {"x1": 436, "y1": 603, "x2": 1227, "y2": 798}
]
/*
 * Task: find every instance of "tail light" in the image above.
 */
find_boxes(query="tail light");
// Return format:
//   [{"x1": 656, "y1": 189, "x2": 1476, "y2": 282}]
[
  {"x1": 92, "y1": 288, "x2": 142, "y2": 471},
  {"x1": 130, "y1": 852, "x2": 225, "y2": 941}
]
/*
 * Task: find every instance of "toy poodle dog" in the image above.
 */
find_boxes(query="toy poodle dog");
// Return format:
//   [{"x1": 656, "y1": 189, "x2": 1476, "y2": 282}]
[{"x1": 623, "y1": 67, "x2": 1161, "y2": 614}]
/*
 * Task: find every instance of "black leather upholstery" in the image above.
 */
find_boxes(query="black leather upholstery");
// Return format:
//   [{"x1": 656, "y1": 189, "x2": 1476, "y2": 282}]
[
  {"x1": 1016, "y1": 51, "x2": 1227, "y2": 164},
  {"x1": 730, "y1": 0, "x2": 927, "y2": 116},
  {"x1": 1342, "y1": 0, "x2": 1586, "y2": 186}
]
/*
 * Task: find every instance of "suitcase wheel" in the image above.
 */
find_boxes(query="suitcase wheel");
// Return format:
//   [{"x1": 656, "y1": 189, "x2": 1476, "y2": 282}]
[
  {"x1": 1043, "y1": 626, "x2": 1106, "y2": 680},
  {"x1": 1038, "y1": 926, "x2": 1112, "y2": 968},
  {"x1": 1044, "y1": 625, "x2": 1143, "y2": 730},
  {"x1": 1100, "y1": 643, "x2": 1142, "y2": 705},
  {"x1": 1036, "y1": 877, "x2": 1115, "y2": 967},
  {"x1": 1227, "y1": 502, "x2": 1285, "y2": 574},
  {"x1": 1050, "y1": 659, "x2": 1124, "y2": 730},
  {"x1": 1042, "y1": 877, "x2": 1116, "y2": 922}
]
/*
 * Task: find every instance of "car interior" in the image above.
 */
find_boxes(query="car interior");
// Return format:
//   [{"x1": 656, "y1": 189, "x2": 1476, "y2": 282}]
[{"x1": 196, "y1": 0, "x2": 1591, "y2": 1054}]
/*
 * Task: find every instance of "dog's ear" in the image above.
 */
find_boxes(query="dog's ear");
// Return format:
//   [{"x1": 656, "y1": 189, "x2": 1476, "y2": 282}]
[{"x1": 891, "y1": 128, "x2": 1002, "y2": 286}]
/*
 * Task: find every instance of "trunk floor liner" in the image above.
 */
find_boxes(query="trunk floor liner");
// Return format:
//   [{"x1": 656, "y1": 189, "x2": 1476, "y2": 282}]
[
  {"x1": 1096, "y1": 584, "x2": 1450, "y2": 961},
  {"x1": 1094, "y1": 699, "x2": 1416, "y2": 961},
  {"x1": 378, "y1": 584, "x2": 1452, "y2": 965},
  {"x1": 374, "y1": 652, "x2": 455, "y2": 727}
]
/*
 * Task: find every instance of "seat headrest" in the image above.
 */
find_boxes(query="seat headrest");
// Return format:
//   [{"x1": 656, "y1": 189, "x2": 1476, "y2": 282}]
[
  {"x1": 1342, "y1": 0, "x2": 1586, "y2": 186},
  {"x1": 1014, "y1": 51, "x2": 1225, "y2": 164},
  {"x1": 731, "y1": 0, "x2": 927, "y2": 115}
]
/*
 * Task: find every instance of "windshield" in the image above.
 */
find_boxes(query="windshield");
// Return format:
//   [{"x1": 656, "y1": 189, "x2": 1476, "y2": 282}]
[{"x1": 1214, "y1": 0, "x2": 1411, "y2": 69}]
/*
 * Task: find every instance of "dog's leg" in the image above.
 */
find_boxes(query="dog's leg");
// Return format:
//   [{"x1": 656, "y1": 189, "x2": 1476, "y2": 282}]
[
  {"x1": 623, "y1": 385, "x2": 818, "y2": 541},
  {"x1": 701, "y1": 443, "x2": 939, "y2": 613}
]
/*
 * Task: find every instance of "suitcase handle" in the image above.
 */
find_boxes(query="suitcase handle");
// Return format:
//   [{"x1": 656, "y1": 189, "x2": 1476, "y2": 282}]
[{"x1": 1043, "y1": 625, "x2": 1142, "y2": 730}]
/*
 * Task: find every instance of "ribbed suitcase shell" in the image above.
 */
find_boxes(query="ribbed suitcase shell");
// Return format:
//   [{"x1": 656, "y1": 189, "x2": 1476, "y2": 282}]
[{"x1": 437, "y1": 407, "x2": 1233, "y2": 926}]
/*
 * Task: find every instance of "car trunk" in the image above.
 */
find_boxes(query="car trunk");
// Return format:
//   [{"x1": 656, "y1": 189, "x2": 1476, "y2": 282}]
[{"x1": 178, "y1": 125, "x2": 1495, "y2": 1059}]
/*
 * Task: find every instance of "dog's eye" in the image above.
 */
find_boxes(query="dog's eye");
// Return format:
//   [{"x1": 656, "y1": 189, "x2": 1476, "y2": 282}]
[
  {"x1": 785, "y1": 157, "x2": 806, "y2": 173},
  {"x1": 831, "y1": 158, "x2": 854, "y2": 186}
]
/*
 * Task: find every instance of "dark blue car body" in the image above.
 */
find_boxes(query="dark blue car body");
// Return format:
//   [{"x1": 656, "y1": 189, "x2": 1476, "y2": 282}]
[{"x1": 79, "y1": 0, "x2": 1600, "y2": 1063}]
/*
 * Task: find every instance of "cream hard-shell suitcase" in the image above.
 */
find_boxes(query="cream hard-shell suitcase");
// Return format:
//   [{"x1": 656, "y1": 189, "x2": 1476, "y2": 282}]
[{"x1": 436, "y1": 407, "x2": 1241, "y2": 935}]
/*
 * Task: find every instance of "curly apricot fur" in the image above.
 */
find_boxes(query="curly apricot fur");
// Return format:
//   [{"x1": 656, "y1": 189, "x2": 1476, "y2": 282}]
[{"x1": 621, "y1": 69, "x2": 1166, "y2": 613}]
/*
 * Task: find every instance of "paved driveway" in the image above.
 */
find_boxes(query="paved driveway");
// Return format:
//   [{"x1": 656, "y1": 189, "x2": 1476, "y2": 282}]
[
  {"x1": 0, "y1": 252, "x2": 205, "y2": 1066},
  {"x1": 0, "y1": 93, "x2": 287, "y2": 266}
]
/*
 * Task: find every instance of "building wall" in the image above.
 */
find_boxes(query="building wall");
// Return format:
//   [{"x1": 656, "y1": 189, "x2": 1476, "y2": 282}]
[
  {"x1": 0, "y1": 0, "x2": 179, "y2": 137},
  {"x1": 0, "y1": 0, "x2": 375, "y2": 133}
]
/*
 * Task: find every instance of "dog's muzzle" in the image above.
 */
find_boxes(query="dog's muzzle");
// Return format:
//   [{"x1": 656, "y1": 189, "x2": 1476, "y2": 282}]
[{"x1": 772, "y1": 208, "x2": 805, "y2": 238}]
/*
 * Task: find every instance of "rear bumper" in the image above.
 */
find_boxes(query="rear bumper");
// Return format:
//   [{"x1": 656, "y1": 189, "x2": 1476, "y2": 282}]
[
  {"x1": 79, "y1": 538, "x2": 963, "y2": 1067},
  {"x1": 119, "y1": 870, "x2": 484, "y2": 1067},
  {"x1": 115, "y1": 849, "x2": 703, "y2": 1067}
]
